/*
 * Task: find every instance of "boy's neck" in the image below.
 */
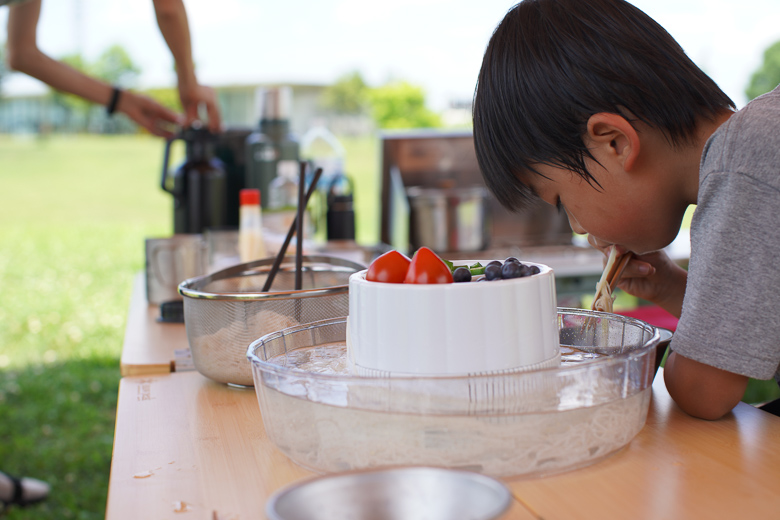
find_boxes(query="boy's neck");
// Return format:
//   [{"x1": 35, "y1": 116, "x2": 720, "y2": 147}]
[{"x1": 679, "y1": 109, "x2": 734, "y2": 205}]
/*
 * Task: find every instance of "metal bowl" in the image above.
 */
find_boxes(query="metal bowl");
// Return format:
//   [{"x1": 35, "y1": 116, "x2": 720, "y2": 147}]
[
  {"x1": 178, "y1": 255, "x2": 365, "y2": 386},
  {"x1": 266, "y1": 467, "x2": 511, "y2": 520}
]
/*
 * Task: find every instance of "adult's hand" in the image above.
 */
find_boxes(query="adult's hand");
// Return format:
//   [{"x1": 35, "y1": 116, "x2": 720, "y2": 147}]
[
  {"x1": 115, "y1": 90, "x2": 182, "y2": 138},
  {"x1": 178, "y1": 82, "x2": 222, "y2": 133}
]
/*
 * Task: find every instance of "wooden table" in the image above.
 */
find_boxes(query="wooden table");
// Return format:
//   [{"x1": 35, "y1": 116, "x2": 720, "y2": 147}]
[
  {"x1": 110, "y1": 262, "x2": 780, "y2": 519},
  {"x1": 107, "y1": 362, "x2": 780, "y2": 518},
  {"x1": 120, "y1": 273, "x2": 189, "y2": 376}
]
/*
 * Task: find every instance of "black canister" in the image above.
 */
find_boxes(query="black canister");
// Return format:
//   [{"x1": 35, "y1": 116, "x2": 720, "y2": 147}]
[
  {"x1": 326, "y1": 173, "x2": 355, "y2": 240},
  {"x1": 161, "y1": 125, "x2": 228, "y2": 234},
  {"x1": 245, "y1": 87, "x2": 299, "y2": 201},
  {"x1": 214, "y1": 126, "x2": 253, "y2": 228}
]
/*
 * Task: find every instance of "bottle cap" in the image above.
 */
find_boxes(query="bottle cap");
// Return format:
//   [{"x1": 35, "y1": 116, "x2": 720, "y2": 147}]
[
  {"x1": 240, "y1": 188, "x2": 261, "y2": 206},
  {"x1": 256, "y1": 87, "x2": 292, "y2": 120}
]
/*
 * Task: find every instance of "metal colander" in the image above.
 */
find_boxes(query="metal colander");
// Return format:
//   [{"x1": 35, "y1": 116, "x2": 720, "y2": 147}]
[{"x1": 178, "y1": 255, "x2": 365, "y2": 386}]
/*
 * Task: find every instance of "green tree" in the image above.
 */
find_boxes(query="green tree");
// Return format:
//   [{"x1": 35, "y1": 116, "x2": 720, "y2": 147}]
[
  {"x1": 92, "y1": 44, "x2": 140, "y2": 88},
  {"x1": 745, "y1": 39, "x2": 780, "y2": 101},
  {"x1": 320, "y1": 70, "x2": 369, "y2": 114},
  {"x1": 143, "y1": 87, "x2": 182, "y2": 113},
  {"x1": 368, "y1": 80, "x2": 441, "y2": 129}
]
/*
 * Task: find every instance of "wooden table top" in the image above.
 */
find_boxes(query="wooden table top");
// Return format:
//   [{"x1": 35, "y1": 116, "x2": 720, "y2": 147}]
[
  {"x1": 106, "y1": 366, "x2": 780, "y2": 520},
  {"x1": 120, "y1": 273, "x2": 188, "y2": 377}
]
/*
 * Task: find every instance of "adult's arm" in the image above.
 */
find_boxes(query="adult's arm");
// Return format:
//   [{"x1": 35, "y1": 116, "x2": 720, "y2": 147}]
[
  {"x1": 152, "y1": 0, "x2": 221, "y2": 131},
  {"x1": 6, "y1": 0, "x2": 180, "y2": 137}
]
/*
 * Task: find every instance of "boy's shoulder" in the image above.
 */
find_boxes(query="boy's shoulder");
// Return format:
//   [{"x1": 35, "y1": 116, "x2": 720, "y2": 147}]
[{"x1": 702, "y1": 85, "x2": 780, "y2": 187}]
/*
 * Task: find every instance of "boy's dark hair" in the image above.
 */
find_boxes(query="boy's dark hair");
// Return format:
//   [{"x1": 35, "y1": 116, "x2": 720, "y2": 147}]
[{"x1": 472, "y1": 0, "x2": 734, "y2": 210}]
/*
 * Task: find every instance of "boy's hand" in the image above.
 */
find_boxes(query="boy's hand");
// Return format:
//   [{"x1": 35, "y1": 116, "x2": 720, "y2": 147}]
[{"x1": 588, "y1": 237, "x2": 686, "y2": 318}]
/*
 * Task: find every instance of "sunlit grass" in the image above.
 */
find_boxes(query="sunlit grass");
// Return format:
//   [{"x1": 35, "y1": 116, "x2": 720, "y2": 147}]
[
  {"x1": 0, "y1": 134, "x2": 171, "y2": 519},
  {"x1": 0, "y1": 132, "x2": 379, "y2": 519}
]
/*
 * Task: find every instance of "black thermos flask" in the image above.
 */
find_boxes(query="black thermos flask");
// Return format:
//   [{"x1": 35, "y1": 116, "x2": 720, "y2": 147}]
[{"x1": 326, "y1": 173, "x2": 355, "y2": 240}]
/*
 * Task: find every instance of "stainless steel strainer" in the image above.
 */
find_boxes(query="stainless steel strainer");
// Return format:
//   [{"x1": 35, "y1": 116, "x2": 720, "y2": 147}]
[{"x1": 178, "y1": 255, "x2": 365, "y2": 386}]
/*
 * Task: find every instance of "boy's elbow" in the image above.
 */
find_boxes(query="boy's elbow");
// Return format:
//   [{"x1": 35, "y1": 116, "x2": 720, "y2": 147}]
[
  {"x1": 663, "y1": 352, "x2": 748, "y2": 421},
  {"x1": 672, "y1": 397, "x2": 737, "y2": 421}
]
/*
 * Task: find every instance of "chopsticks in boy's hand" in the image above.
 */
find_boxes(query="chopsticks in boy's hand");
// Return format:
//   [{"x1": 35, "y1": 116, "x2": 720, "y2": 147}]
[{"x1": 590, "y1": 248, "x2": 633, "y2": 312}]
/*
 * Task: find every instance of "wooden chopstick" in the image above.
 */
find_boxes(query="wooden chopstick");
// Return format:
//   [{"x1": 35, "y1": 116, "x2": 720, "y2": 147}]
[
  {"x1": 590, "y1": 251, "x2": 633, "y2": 312},
  {"x1": 606, "y1": 252, "x2": 632, "y2": 293}
]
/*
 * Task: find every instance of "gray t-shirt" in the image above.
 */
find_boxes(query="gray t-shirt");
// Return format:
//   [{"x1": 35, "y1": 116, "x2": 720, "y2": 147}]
[{"x1": 672, "y1": 85, "x2": 780, "y2": 384}]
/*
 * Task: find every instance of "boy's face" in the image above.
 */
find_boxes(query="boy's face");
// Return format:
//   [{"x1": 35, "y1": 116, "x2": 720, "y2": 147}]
[{"x1": 524, "y1": 160, "x2": 686, "y2": 255}]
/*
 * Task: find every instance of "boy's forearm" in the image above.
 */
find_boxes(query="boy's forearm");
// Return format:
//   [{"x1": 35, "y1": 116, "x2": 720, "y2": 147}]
[{"x1": 664, "y1": 351, "x2": 748, "y2": 420}]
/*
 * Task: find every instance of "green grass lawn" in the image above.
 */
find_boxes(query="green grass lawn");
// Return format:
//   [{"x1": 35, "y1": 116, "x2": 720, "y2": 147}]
[
  {"x1": 0, "y1": 134, "x2": 169, "y2": 519},
  {"x1": 0, "y1": 132, "x2": 379, "y2": 519}
]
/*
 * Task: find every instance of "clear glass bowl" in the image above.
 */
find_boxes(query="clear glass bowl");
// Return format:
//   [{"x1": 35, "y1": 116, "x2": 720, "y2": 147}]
[{"x1": 246, "y1": 309, "x2": 660, "y2": 479}]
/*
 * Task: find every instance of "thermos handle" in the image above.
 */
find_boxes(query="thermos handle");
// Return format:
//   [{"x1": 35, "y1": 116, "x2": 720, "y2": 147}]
[{"x1": 161, "y1": 135, "x2": 180, "y2": 194}]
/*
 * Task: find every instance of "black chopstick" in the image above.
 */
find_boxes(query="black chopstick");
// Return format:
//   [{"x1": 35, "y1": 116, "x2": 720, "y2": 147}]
[
  {"x1": 261, "y1": 166, "x2": 324, "y2": 293},
  {"x1": 295, "y1": 161, "x2": 306, "y2": 290}
]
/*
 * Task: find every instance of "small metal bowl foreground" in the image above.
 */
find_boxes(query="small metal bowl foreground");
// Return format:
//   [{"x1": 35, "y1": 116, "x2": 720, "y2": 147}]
[
  {"x1": 178, "y1": 255, "x2": 365, "y2": 386},
  {"x1": 266, "y1": 467, "x2": 512, "y2": 520}
]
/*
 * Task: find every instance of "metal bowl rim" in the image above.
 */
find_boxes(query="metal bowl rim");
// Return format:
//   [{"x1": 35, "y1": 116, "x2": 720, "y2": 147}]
[
  {"x1": 265, "y1": 466, "x2": 512, "y2": 520},
  {"x1": 178, "y1": 254, "x2": 365, "y2": 301}
]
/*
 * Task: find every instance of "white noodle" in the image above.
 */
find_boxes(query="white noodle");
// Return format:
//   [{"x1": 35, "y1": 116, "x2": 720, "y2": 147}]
[
  {"x1": 258, "y1": 345, "x2": 651, "y2": 478},
  {"x1": 260, "y1": 384, "x2": 650, "y2": 478}
]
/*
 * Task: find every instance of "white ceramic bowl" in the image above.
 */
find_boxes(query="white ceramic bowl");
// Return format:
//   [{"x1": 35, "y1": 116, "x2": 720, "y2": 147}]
[{"x1": 347, "y1": 260, "x2": 560, "y2": 376}]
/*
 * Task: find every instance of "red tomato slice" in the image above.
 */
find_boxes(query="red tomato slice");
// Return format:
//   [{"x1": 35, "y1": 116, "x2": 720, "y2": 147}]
[
  {"x1": 366, "y1": 250, "x2": 412, "y2": 283},
  {"x1": 404, "y1": 247, "x2": 454, "y2": 284}
]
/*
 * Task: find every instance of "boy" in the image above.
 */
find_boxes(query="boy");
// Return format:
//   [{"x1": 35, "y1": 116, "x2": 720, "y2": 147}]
[{"x1": 473, "y1": 0, "x2": 780, "y2": 420}]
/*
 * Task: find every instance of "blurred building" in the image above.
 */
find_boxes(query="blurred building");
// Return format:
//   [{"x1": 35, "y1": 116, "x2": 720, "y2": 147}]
[{"x1": 0, "y1": 82, "x2": 373, "y2": 136}]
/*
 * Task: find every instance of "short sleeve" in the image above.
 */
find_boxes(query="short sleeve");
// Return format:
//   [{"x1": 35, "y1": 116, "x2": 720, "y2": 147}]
[{"x1": 672, "y1": 171, "x2": 780, "y2": 381}]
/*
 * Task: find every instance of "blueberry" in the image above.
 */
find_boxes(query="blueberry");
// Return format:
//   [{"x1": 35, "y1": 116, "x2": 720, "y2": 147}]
[
  {"x1": 529, "y1": 265, "x2": 541, "y2": 275},
  {"x1": 484, "y1": 264, "x2": 502, "y2": 281},
  {"x1": 486, "y1": 260, "x2": 502, "y2": 269},
  {"x1": 518, "y1": 264, "x2": 533, "y2": 277},
  {"x1": 501, "y1": 261, "x2": 522, "y2": 279},
  {"x1": 504, "y1": 257, "x2": 520, "y2": 264},
  {"x1": 453, "y1": 267, "x2": 472, "y2": 283}
]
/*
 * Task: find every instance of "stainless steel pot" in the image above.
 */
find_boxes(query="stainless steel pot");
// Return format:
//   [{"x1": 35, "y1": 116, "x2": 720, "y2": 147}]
[{"x1": 406, "y1": 186, "x2": 490, "y2": 253}]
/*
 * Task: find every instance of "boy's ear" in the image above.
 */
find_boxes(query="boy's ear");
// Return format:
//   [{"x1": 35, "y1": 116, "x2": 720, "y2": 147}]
[{"x1": 586, "y1": 113, "x2": 640, "y2": 171}]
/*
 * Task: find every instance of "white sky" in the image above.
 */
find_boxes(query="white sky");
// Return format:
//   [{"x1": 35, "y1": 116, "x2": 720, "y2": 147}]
[{"x1": 2, "y1": 0, "x2": 779, "y2": 110}]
